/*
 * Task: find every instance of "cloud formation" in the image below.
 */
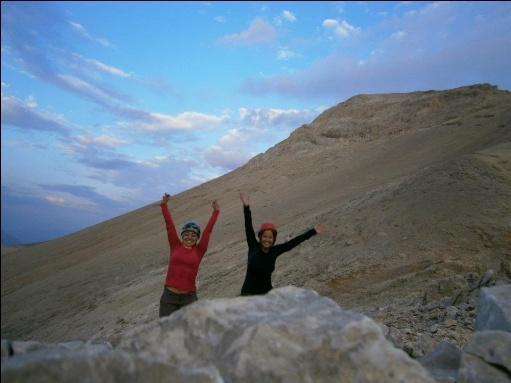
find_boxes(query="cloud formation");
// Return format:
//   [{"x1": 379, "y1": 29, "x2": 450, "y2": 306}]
[
  {"x1": 220, "y1": 18, "x2": 276, "y2": 45},
  {"x1": 69, "y1": 21, "x2": 112, "y2": 48},
  {"x1": 40, "y1": 183, "x2": 123, "y2": 208},
  {"x1": 274, "y1": 10, "x2": 297, "y2": 26},
  {"x1": 71, "y1": 54, "x2": 131, "y2": 78},
  {"x1": 238, "y1": 107, "x2": 316, "y2": 129},
  {"x1": 322, "y1": 19, "x2": 359, "y2": 38},
  {"x1": 242, "y1": 2, "x2": 511, "y2": 101},
  {"x1": 282, "y1": 10, "x2": 297, "y2": 23},
  {"x1": 75, "y1": 134, "x2": 126, "y2": 148},
  {"x1": 58, "y1": 132, "x2": 207, "y2": 198},
  {"x1": 2, "y1": 2, "x2": 231, "y2": 141},
  {"x1": 204, "y1": 146, "x2": 253, "y2": 171},
  {"x1": 277, "y1": 48, "x2": 298, "y2": 61},
  {"x1": 1, "y1": 184, "x2": 118, "y2": 243},
  {"x1": 203, "y1": 106, "x2": 318, "y2": 171},
  {"x1": 1, "y1": 94, "x2": 71, "y2": 136},
  {"x1": 134, "y1": 111, "x2": 230, "y2": 132},
  {"x1": 2, "y1": 3, "x2": 138, "y2": 121}
]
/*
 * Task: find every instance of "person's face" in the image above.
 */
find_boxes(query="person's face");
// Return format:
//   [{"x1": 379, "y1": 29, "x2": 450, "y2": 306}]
[
  {"x1": 260, "y1": 230, "x2": 275, "y2": 251},
  {"x1": 181, "y1": 231, "x2": 199, "y2": 247}
]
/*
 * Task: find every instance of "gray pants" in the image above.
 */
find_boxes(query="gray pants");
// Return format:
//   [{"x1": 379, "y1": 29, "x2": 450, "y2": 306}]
[{"x1": 159, "y1": 287, "x2": 198, "y2": 318}]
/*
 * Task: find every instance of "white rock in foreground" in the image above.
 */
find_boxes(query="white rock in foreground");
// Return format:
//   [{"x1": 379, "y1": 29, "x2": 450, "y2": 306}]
[{"x1": 119, "y1": 286, "x2": 435, "y2": 383}]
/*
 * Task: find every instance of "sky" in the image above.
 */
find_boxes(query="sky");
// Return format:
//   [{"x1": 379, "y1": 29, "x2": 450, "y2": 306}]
[{"x1": 1, "y1": 1, "x2": 510, "y2": 245}]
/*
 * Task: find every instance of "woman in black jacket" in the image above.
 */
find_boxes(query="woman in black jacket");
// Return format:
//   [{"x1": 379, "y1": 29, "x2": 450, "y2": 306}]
[{"x1": 239, "y1": 192, "x2": 325, "y2": 296}]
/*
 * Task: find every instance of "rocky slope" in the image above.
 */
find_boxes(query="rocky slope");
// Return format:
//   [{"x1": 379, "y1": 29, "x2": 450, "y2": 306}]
[{"x1": 2, "y1": 84, "x2": 510, "y2": 358}]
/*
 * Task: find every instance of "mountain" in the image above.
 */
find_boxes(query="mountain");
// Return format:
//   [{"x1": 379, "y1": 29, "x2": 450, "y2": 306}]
[{"x1": 2, "y1": 84, "x2": 510, "y2": 356}]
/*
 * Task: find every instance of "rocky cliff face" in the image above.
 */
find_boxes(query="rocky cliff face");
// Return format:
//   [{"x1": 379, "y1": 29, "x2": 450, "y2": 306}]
[{"x1": 2, "y1": 84, "x2": 510, "y2": 362}]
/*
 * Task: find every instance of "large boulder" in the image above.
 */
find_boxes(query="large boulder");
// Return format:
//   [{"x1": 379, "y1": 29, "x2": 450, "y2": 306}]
[
  {"x1": 119, "y1": 286, "x2": 435, "y2": 383},
  {"x1": 457, "y1": 330, "x2": 511, "y2": 383},
  {"x1": 475, "y1": 284, "x2": 511, "y2": 332},
  {"x1": 1, "y1": 346, "x2": 218, "y2": 383},
  {"x1": 1, "y1": 287, "x2": 436, "y2": 382}
]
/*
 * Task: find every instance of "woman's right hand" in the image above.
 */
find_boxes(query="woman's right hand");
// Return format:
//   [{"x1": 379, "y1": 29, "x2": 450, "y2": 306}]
[
  {"x1": 239, "y1": 191, "x2": 249, "y2": 206},
  {"x1": 162, "y1": 193, "x2": 170, "y2": 204}
]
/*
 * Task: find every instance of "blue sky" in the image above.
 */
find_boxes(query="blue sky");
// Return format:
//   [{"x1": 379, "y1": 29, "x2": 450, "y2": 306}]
[{"x1": 2, "y1": 1, "x2": 510, "y2": 244}]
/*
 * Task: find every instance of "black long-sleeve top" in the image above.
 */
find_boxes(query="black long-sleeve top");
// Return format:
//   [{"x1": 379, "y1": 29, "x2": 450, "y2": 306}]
[{"x1": 240, "y1": 205, "x2": 317, "y2": 296}]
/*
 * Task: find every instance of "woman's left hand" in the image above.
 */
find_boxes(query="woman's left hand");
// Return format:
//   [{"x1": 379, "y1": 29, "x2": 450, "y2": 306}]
[
  {"x1": 314, "y1": 223, "x2": 326, "y2": 234},
  {"x1": 212, "y1": 200, "x2": 220, "y2": 210}
]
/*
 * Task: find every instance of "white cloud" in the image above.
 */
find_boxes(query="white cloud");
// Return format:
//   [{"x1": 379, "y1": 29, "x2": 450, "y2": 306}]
[
  {"x1": 26, "y1": 95, "x2": 38, "y2": 108},
  {"x1": 204, "y1": 145, "x2": 253, "y2": 171},
  {"x1": 322, "y1": 19, "x2": 360, "y2": 39},
  {"x1": 218, "y1": 127, "x2": 262, "y2": 146},
  {"x1": 391, "y1": 31, "x2": 406, "y2": 39},
  {"x1": 275, "y1": 10, "x2": 297, "y2": 26},
  {"x1": 238, "y1": 107, "x2": 315, "y2": 128},
  {"x1": 69, "y1": 21, "x2": 112, "y2": 48},
  {"x1": 204, "y1": 105, "x2": 317, "y2": 171},
  {"x1": 282, "y1": 10, "x2": 297, "y2": 23},
  {"x1": 206, "y1": 106, "x2": 318, "y2": 170},
  {"x1": 45, "y1": 195, "x2": 66, "y2": 205},
  {"x1": 72, "y1": 54, "x2": 131, "y2": 78},
  {"x1": 130, "y1": 111, "x2": 230, "y2": 132},
  {"x1": 277, "y1": 48, "x2": 298, "y2": 61},
  {"x1": 220, "y1": 18, "x2": 276, "y2": 45},
  {"x1": 214, "y1": 16, "x2": 226, "y2": 23},
  {"x1": 75, "y1": 134, "x2": 126, "y2": 148},
  {"x1": 1, "y1": 94, "x2": 71, "y2": 136},
  {"x1": 56, "y1": 74, "x2": 115, "y2": 104}
]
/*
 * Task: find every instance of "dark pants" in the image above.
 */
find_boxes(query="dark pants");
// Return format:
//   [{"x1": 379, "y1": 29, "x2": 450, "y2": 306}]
[{"x1": 159, "y1": 287, "x2": 198, "y2": 318}]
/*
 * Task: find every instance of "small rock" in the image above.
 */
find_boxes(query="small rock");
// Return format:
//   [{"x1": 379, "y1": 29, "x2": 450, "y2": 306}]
[
  {"x1": 478, "y1": 270, "x2": 495, "y2": 288},
  {"x1": 445, "y1": 306, "x2": 459, "y2": 320}
]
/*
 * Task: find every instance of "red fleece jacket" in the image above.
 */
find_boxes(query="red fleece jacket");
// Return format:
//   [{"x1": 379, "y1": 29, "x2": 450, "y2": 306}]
[{"x1": 161, "y1": 203, "x2": 219, "y2": 292}]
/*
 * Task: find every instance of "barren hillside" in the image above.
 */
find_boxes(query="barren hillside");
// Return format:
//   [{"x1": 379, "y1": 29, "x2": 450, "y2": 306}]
[{"x1": 2, "y1": 84, "x2": 510, "y2": 355}]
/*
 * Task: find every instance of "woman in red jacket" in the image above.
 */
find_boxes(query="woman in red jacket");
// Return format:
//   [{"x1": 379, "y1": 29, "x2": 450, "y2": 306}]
[{"x1": 159, "y1": 193, "x2": 219, "y2": 317}]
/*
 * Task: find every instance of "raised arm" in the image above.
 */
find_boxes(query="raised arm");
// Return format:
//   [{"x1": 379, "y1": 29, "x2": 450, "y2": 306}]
[
  {"x1": 198, "y1": 200, "x2": 220, "y2": 254},
  {"x1": 240, "y1": 192, "x2": 258, "y2": 249},
  {"x1": 273, "y1": 227, "x2": 318, "y2": 257},
  {"x1": 160, "y1": 193, "x2": 180, "y2": 249}
]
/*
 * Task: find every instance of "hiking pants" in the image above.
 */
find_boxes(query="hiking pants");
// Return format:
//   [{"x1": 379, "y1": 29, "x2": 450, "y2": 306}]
[{"x1": 159, "y1": 287, "x2": 198, "y2": 317}]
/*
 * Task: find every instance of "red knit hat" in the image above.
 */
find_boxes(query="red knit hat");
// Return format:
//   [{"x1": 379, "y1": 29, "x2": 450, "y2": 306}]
[{"x1": 258, "y1": 222, "x2": 277, "y2": 241}]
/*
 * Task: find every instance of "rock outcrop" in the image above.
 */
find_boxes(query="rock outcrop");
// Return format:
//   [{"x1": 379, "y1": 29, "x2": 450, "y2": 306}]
[
  {"x1": 475, "y1": 283, "x2": 511, "y2": 332},
  {"x1": 418, "y1": 283, "x2": 511, "y2": 383},
  {"x1": 4, "y1": 284, "x2": 511, "y2": 382},
  {"x1": 2, "y1": 287, "x2": 435, "y2": 383},
  {"x1": 458, "y1": 330, "x2": 511, "y2": 383}
]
